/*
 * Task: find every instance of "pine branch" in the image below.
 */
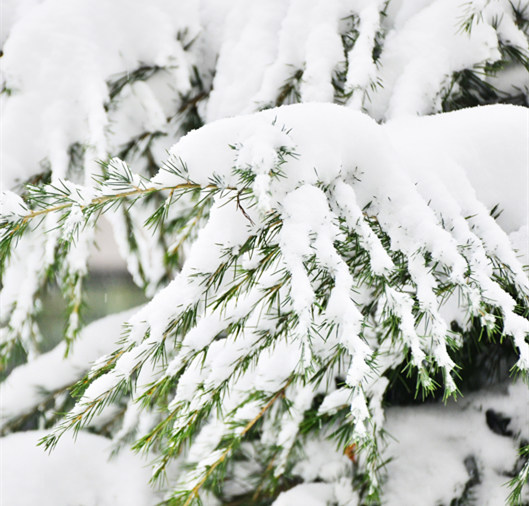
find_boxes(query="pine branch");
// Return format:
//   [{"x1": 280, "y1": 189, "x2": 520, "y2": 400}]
[{"x1": 181, "y1": 379, "x2": 292, "y2": 506}]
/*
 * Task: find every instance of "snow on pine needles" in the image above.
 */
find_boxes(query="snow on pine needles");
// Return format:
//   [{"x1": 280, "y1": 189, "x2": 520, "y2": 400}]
[{"x1": 2, "y1": 102, "x2": 528, "y2": 503}]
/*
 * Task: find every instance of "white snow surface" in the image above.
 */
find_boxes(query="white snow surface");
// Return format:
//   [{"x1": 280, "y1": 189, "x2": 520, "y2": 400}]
[
  {"x1": 0, "y1": 191, "x2": 27, "y2": 221},
  {"x1": 385, "y1": 104, "x2": 529, "y2": 233},
  {"x1": 368, "y1": 0, "x2": 525, "y2": 119},
  {"x1": 266, "y1": 382, "x2": 529, "y2": 506},
  {"x1": 273, "y1": 483, "x2": 336, "y2": 506},
  {"x1": 382, "y1": 381, "x2": 529, "y2": 505},
  {"x1": 0, "y1": 430, "x2": 157, "y2": 506}
]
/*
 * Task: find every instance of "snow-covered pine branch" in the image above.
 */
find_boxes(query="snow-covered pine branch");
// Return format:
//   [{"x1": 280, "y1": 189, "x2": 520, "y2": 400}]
[
  {"x1": 1, "y1": 0, "x2": 529, "y2": 504},
  {"x1": 2, "y1": 0, "x2": 528, "y2": 360},
  {"x1": 4, "y1": 102, "x2": 528, "y2": 503}
]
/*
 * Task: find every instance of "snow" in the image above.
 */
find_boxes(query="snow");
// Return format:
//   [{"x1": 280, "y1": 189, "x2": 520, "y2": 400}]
[
  {"x1": 0, "y1": 0, "x2": 198, "y2": 189},
  {"x1": 298, "y1": 0, "x2": 343, "y2": 103},
  {"x1": 384, "y1": 287, "x2": 426, "y2": 368},
  {"x1": 385, "y1": 104, "x2": 529, "y2": 233},
  {"x1": 273, "y1": 483, "x2": 336, "y2": 506},
  {"x1": 318, "y1": 388, "x2": 352, "y2": 415},
  {"x1": 382, "y1": 382, "x2": 529, "y2": 505},
  {"x1": 0, "y1": 191, "x2": 27, "y2": 221},
  {"x1": 0, "y1": 309, "x2": 139, "y2": 427},
  {"x1": 368, "y1": 0, "x2": 505, "y2": 119},
  {"x1": 270, "y1": 432, "x2": 359, "y2": 505},
  {"x1": 0, "y1": 430, "x2": 157, "y2": 506},
  {"x1": 273, "y1": 382, "x2": 529, "y2": 505},
  {"x1": 150, "y1": 102, "x2": 529, "y2": 376},
  {"x1": 274, "y1": 384, "x2": 315, "y2": 474},
  {"x1": 0, "y1": 230, "x2": 56, "y2": 356},
  {"x1": 331, "y1": 177, "x2": 393, "y2": 276},
  {"x1": 345, "y1": 0, "x2": 384, "y2": 110},
  {"x1": 1, "y1": 1, "x2": 528, "y2": 503},
  {"x1": 155, "y1": 102, "x2": 527, "y2": 236},
  {"x1": 204, "y1": 1, "x2": 288, "y2": 121}
]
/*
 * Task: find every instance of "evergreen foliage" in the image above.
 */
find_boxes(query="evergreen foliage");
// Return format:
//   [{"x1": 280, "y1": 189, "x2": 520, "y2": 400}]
[{"x1": 1, "y1": 1, "x2": 528, "y2": 505}]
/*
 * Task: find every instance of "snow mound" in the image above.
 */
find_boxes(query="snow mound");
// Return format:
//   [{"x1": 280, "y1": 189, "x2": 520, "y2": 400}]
[
  {"x1": 383, "y1": 382, "x2": 529, "y2": 505},
  {"x1": 0, "y1": 430, "x2": 157, "y2": 506}
]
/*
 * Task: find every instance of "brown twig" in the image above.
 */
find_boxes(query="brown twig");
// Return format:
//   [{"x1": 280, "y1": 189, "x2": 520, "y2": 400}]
[{"x1": 183, "y1": 379, "x2": 292, "y2": 506}]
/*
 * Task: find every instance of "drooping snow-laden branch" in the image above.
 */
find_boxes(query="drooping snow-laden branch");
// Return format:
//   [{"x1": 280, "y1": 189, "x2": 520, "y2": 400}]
[
  {"x1": 0, "y1": 1, "x2": 528, "y2": 504},
  {"x1": 9, "y1": 103, "x2": 522, "y2": 502},
  {"x1": 2, "y1": 0, "x2": 528, "y2": 373}
]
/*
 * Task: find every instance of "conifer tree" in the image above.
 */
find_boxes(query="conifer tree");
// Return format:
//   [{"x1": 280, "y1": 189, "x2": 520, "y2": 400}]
[{"x1": 1, "y1": 1, "x2": 528, "y2": 504}]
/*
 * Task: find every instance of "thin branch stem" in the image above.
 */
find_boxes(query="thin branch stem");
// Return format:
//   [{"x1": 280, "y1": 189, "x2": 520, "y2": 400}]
[
  {"x1": 7, "y1": 182, "x2": 238, "y2": 239},
  {"x1": 183, "y1": 379, "x2": 292, "y2": 506}
]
